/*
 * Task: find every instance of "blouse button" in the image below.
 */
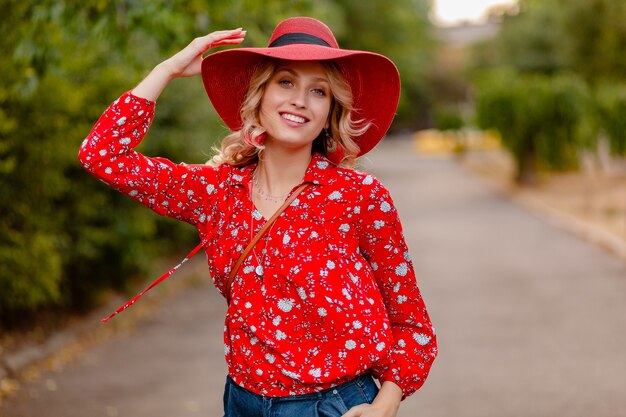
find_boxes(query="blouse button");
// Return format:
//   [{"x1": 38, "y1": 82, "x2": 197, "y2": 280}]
[{"x1": 332, "y1": 389, "x2": 338, "y2": 395}]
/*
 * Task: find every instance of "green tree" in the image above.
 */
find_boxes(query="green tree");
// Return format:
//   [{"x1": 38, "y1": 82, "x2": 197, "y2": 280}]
[{"x1": 476, "y1": 71, "x2": 590, "y2": 184}]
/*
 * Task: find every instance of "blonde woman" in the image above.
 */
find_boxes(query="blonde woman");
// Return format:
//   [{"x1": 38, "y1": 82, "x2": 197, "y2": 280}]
[{"x1": 79, "y1": 17, "x2": 437, "y2": 417}]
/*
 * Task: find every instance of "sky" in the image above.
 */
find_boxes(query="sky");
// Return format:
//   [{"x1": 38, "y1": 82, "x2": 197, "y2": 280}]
[{"x1": 432, "y1": 0, "x2": 518, "y2": 26}]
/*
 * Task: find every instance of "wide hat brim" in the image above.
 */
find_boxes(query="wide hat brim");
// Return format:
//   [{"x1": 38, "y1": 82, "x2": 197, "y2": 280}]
[{"x1": 201, "y1": 43, "x2": 400, "y2": 157}]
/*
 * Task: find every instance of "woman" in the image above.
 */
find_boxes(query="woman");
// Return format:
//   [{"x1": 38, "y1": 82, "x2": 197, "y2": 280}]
[{"x1": 79, "y1": 17, "x2": 437, "y2": 417}]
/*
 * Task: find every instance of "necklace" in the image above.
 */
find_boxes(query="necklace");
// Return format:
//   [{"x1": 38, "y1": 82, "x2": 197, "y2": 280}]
[{"x1": 252, "y1": 172, "x2": 290, "y2": 204}]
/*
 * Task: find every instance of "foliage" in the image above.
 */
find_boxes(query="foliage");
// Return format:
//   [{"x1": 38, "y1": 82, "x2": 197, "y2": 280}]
[
  {"x1": 433, "y1": 105, "x2": 464, "y2": 132},
  {"x1": 595, "y1": 83, "x2": 626, "y2": 156},
  {"x1": 476, "y1": 70, "x2": 590, "y2": 184},
  {"x1": 470, "y1": 0, "x2": 626, "y2": 184}
]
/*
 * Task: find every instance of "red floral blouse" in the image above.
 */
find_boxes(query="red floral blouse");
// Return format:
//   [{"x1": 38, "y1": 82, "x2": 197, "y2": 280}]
[{"x1": 79, "y1": 91, "x2": 437, "y2": 399}]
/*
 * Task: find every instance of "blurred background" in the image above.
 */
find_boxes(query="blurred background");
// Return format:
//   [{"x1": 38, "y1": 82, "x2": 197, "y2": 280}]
[{"x1": 1, "y1": 0, "x2": 625, "y2": 414}]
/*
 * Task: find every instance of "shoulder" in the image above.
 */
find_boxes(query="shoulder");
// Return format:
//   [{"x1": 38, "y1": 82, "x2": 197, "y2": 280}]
[{"x1": 329, "y1": 166, "x2": 389, "y2": 199}]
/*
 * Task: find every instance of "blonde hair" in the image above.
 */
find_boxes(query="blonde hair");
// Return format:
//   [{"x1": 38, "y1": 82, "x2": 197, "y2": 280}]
[{"x1": 209, "y1": 58, "x2": 370, "y2": 168}]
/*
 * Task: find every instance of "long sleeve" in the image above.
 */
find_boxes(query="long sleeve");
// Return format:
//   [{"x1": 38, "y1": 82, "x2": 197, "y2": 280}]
[
  {"x1": 78, "y1": 91, "x2": 218, "y2": 226},
  {"x1": 357, "y1": 175, "x2": 437, "y2": 399}
]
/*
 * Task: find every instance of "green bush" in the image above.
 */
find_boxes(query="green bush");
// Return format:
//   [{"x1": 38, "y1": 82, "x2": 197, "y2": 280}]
[
  {"x1": 595, "y1": 82, "x2": 626, "y2": 156},
  {"x1": 476, "y1": 70, "x2": 590, "y2": 184}
]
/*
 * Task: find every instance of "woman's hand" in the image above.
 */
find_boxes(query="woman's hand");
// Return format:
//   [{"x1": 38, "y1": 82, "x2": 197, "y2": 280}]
[
  {"x1": 341, "y1": 381, "x2": 402, "y2": 417},
  {"x1": 160, "y1": 29, "x2": 246, "y2": 78},
  {"x1": 132, "y1": 29, "x2": 246, "y2": 101}
]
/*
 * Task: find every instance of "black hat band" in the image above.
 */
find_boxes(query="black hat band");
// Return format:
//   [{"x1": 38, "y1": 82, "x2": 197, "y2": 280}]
[{"x1": 269, "y1": 33, "x2": 331, "y2": 48}]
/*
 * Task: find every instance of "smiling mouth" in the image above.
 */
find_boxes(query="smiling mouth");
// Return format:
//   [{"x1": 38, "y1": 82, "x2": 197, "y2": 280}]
[{"x1": 280, "y1": 112, "x2": 308, "y2": 124}]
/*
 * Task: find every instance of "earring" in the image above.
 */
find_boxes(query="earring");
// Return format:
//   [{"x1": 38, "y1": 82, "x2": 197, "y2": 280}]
[{"x1": 325, "y1": 129, "x2": 337, "y2": 153}]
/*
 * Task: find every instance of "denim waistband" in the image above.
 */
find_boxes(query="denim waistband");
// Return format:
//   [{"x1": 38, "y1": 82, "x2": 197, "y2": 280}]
[{"x1": 227, "y1": 373, "x2": 376, "y2": 402}]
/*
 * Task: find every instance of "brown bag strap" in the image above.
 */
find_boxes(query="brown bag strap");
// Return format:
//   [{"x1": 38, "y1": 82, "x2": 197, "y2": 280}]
[{"x1": 226, "y1": 182, "x2": 310, "y2": 304}]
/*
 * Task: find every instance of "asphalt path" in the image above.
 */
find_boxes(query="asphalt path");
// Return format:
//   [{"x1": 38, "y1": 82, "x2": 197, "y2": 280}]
[{"x1": 2, "y1": 137, "x2": 626, "y2": 417}]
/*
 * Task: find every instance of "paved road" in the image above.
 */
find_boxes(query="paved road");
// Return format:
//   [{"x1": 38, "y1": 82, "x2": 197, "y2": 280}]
[{"x1": 2, "y1": 138, "x2": 626, "y2": 417}]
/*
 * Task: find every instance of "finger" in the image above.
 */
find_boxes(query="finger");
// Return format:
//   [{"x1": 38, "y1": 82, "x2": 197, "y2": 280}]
[
  {"x1": 204, "y1": 29, "x2": 245, "y2": 43},
  {"x1": 341, "y1": 404, "x2": 370, "y2": 417},
  {"x1": 210, "y1": 38, "x2": 246, "y2": 47}
]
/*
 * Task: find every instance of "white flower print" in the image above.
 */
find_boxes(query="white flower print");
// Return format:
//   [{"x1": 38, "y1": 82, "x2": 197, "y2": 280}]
[
  {"x1": 318, "y1": 307, "x2": 327, "y2": 317},
  {"x1": 345, "y1": 340, "x2": 357, "y2": 350},
  {"x1": 309, "y1": 368, "x2": 322, "y2": 378},
  {"x1": 397, "y1": 295, "x2": 408, "y2": 304},
  {"x1": 317, "y1": 160, "x2": 329, "y2": 169},
  {"x1": 380, "y1": 201, "x2": 392, "y2": 213},
  {"x1": 326, "y1": 260, "x2": 336, "y2": 270},
  {"x1": 353, "y1": 320, "x2": 362, "y2": 329},
  {"x1": 281, "y1": 369, "x2": 300, "y2": 379},
  {"x1": 265, "y1": 353, "x2": 276, "y2": 364},
  {"x1": 116, "y1": 117, "x2": 127, "y2": 125},
  {"x1": 398, "y1": 339, "x2": 406, "y2": 348},
  {"x1": 275, "y1": 330, "x2": 287, "y2": 340},
  {"x1": 256, "y1": 369, "x2": 263, "y2": 376},
  {"x1": 296, "y1": 287, "x2": 307, "y2": 300},
  {"x1": 105, "y1": 167, "x2": 112, "y2": 175},
  {"x1": 277, "y1": 298, "x2": 294, "y2": 313},
  {"x1": 206, "y1": 184, "x2": 215, "y2": 194},
  {"x1": 395, "y1": 263, "x2": 409, "y2": 276},
  {"x1": 272, "y1": 316, "x2": 282, "y2": 326},
  {"x1": 283, "y1": 233, "x2": 291, "y2": 245},
  {"x1": 363, "y1": 175, "x2": 373, "y2": 185},
  {"x1": 374, "y1": 220, "x2": 385, "y2": 230},
  {"x1": 339, "y1": 223, "x2": 350, "y2": 232},
  {"x1": 413, "y1": 333, "x2": 432, "y2": 346},
  {"x1": 376, "y1": 342, "x2": 386, "y2": 352},
  {"x1": 342, "y1": 288, "x2": 352, "y2": 300},
  {"x1": 119, "y1": 137, "x2": 131, "y2": 145},
  {"x1": 328, "y1": 191, "x2": 342, "y2": 200}
]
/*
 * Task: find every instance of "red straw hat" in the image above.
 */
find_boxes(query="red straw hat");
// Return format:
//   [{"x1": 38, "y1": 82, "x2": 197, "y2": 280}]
[{"x1": 201, "y1": 17, "x2": 400, "y2": 157}]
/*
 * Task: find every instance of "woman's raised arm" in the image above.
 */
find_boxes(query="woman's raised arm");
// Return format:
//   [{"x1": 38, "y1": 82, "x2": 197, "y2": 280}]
[{"x1": 132, "y1": 29, "x2": 246, "y2": 101}]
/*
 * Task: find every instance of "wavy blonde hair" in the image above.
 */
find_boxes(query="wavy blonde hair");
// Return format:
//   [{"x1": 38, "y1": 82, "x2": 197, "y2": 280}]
[{"x1": 209, "y1": 58, "x2": 370, "y2": 168}]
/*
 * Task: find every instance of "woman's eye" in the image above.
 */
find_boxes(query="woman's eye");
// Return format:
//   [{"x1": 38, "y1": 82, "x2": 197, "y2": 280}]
[
  {"x1": 279, "y1": 79, "x2": 293, "y2": 87},
  {"x1": 312, "y1": 88, "x2": 326, "y2": 97}
]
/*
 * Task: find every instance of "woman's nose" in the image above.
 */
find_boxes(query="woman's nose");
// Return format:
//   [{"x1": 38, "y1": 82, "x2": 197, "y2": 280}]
[{"x1": 290, "y1": 87, "x2": 307, "y2": 108}]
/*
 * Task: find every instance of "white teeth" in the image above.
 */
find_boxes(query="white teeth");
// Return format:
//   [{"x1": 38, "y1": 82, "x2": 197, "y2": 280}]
[{"x1": 281, "y1": 113, "x2": 306, "y2": 123}]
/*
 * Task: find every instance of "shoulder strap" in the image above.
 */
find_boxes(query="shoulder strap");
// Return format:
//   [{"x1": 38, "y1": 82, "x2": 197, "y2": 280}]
[
  {"x1": 102, "y1": 182, "x2": 310, "y2": 322},
  {"x1": 225, "y1": 182, "x2": 310, "y2": 304}
]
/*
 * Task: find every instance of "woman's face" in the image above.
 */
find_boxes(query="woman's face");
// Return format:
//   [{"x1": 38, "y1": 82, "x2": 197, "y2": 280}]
[{"x1": 259, "y1": 60, "x2": 332, "y2": 152}]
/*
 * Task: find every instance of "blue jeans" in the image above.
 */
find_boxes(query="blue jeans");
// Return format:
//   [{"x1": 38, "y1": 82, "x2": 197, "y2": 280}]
[{"x1": 223, "y1": 373, "x2": 380, "y2": 417}]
